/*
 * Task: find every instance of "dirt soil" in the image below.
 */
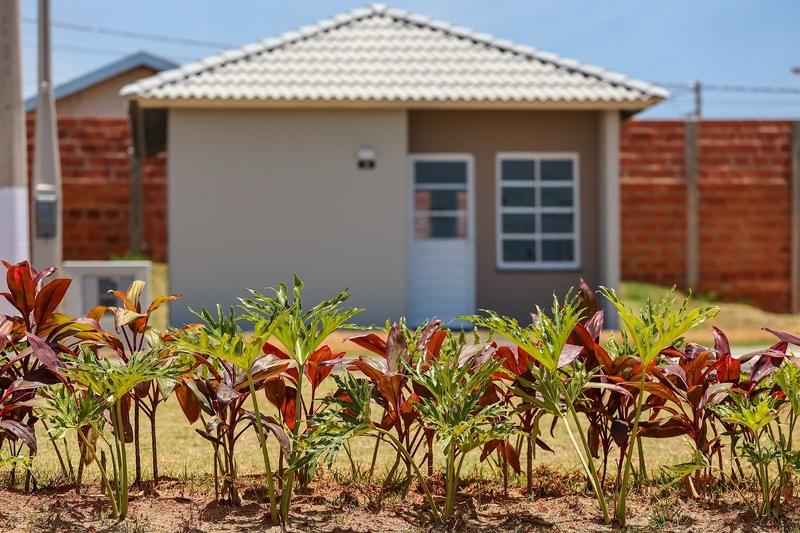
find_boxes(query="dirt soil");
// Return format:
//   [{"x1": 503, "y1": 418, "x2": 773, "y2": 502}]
[{"x1": 0, "y1": 472, "x2": 797, "y2": 533}]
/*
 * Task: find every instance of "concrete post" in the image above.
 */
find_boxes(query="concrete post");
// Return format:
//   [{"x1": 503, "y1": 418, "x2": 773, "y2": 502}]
[
  {"x1": 0, "y1": 0, "x2": 31, "y2": 270},
  {"x1": 31, "y1": 0, "x2": 62, "y2": 273},
  {"x1": 599, "y1": 110, "x2": 621, "y2": 329},
  {"x1": 685, "y1": 119, "x2": 699, "y2": 291},
  {"x1": 791, "y1": 121, "x2": 800, "y2": 313}
]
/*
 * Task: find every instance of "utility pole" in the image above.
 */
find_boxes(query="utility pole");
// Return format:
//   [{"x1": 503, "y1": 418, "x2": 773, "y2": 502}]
[
  {"x1": 693, "y1": 80, "x2": 702, "y2": 119},
  {"x1": 31, "y1": 0, "x2": 62, "y2": 272},
  {"x1": 0, "y1": 0, "x2": 31, "y2": 269}
]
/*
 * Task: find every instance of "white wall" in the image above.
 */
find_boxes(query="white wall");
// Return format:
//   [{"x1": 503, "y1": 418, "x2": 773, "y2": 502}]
[{"x1": 168, "y1": 108, "x2": 408, "y2": 327}]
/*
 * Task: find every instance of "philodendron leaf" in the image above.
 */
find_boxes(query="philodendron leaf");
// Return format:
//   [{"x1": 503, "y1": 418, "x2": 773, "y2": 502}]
[{"x1": 601, "y1": 287, "x2": 719, "y2": 365}]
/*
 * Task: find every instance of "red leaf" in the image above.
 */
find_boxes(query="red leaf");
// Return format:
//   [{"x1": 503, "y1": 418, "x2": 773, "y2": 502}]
[
  {"x1": 305, "y1": 346, "x2": 342, "y2": 393},
  {"x1": 6, "y1": 262, "x2": 35, "y2": 325},
  {"x1": 262, "y1": 341, "x2": 291, "y2": 359},
  {"x1": 34, "y1": 278, "x2": 71, "y2": 329},
  {"x1": 505, "y1": 441, "x2": 521, "y2": 474},
  {"x1": 350, "y1": 358, "x2": 385, "y2": 382},
  {"x1": 264, "y1": 378, "x2": 286, "y2": 410},
  {"x1": 386, "y1": 323, "x2": 408, "y2": 373},
  {"x1": 345, "y1": 333, "x2": 388, "y2": 357},
  {"x1": 712, "y1": 326, "x2": 732, "y2": 356},
  {"x1": 426, "y1": 330, "x2": 448, "y2": 363},
  {"x1": 27, "y1": 334, "x2": 64, "y2": 371},
  {"x1": 175, "y1": 383, "x2": 201, "y2": 424},
  {"x1": 281, "y1": 386, "x2": 297, "y2": 431},
  {"x1": 379, "y1": 374, "x2": 403, "y2": 407}
]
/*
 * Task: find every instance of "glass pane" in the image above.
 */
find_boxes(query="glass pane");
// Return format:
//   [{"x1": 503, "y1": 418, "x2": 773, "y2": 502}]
[
  {"x1": 502, "y1": 214, "x2": 536, "y2": 233},
  {"x1": 503, "y1": 240, "x2": 536, "y2": 262},
  {"x1": 541, "y1": 214, "x2": 573, "y2": 233},
  {"x1": 501, "y1": 160, "x2": 535, "y2": 181},
  {"x1": 502, "y1": 187, "x2": 536, "y2": 207},
  {"x1": 415, "y1": 191, "x2": 467, "y2": 212},
  {"x1": 542, "y1": 239, "x2": 574, "y2": 262},
  {"x1": 415, "y1": 161, "x2": 467, "y2": 184},
  {"x1": 541, "y1": 187, "x2": 573, "y2": 207},
  {"x1": 415, "y1": 215, "x2": 467, "y2": 239},
  {"x1": 541, "y1": 160, "x2": 573, "y2": 181}
]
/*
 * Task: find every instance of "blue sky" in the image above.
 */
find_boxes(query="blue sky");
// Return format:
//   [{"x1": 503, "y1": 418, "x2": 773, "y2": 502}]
[{"x1": 20, "y1": 0, "x2": 800, "y2": 119}]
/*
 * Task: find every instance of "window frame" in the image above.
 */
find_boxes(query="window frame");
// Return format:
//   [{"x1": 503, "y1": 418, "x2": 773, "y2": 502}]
[{"x1": 495, "y1": 152, "x2": 581, "y2": 271}]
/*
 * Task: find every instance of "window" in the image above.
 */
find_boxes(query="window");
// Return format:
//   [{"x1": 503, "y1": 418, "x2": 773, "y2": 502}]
[
  {"x1": 497, "y1": 154, "x2": 579, "y2": 269},
  {"x1": 413, "y1": 161, "x2": 469, "y2": 239}
]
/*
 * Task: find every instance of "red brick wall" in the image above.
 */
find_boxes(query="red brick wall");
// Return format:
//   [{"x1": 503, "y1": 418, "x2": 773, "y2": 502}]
[
  {"x1": 621, "y1": 119, "x2": 793, "y2": 312},
  {"x1": 25, "y1": 116, "x2": 167, "y2": 262}
]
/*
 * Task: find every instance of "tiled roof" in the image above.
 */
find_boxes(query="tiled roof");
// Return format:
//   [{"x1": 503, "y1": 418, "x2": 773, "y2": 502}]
[
  {"x1": 121, "y1": 4, "x2": 667, "y2": 107},
  {"x1": 28, "y1": 51, "x2": 177, "y2": 112}
]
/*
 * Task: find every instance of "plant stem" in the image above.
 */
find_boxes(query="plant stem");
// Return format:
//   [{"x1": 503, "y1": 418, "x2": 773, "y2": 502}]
[
  {"x1": 526, "y1": 434, "x2": 533, "y2": 495},
  {"x1": 41, "y1": 419, "x2": 72, "y2": 481},
  {"x1": 246, "y1": 371, "x2": 278, "y2": 524},
  {"x1": 564, "y1": 405, "x2": 610, "y2": 524},
  {"x1": 78, "y1": 428, "x2": 118, "y2": 517},
  {"x1": 444, "y1": 443, "x2": 457, "y2": 521},
  {"x1": 115, "y1": 401, "x2": 130, "y2": 519},
  {"x1": 343, "y1": 442, "x2": 358, "y2": 479},
  {"x1": 280, "y1": 366, "x2": 305, "y2": 525},
  {"x1": 378, "y1": 429, "x2": 442, "y2": 526},
  {"x1": 615, "y1": 368, "x2": 647, "y2": 525},
  {"x1": 134, "y1": 400, "x2": 141, "y2": 485},
  {"x1": 150, "y1": 401, "x2": 159, "y2": 484},
  {"x1": 368, "y1": 435, "x2": 381, "y2": 481}
]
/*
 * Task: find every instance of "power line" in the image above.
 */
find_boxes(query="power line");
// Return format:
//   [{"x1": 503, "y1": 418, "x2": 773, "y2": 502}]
[
  {"x1": 22, "y1": 17, "x2": 237, "y2": 50},
  {"x1": 22, "y1": 41, "x2": 199, "y2": 62},
  {"x1": 653, "y1": 81, "x2": 800, "y2": 94},
  {"x1": 24, "y1": 42, "x2": 132, "y2": 57}
]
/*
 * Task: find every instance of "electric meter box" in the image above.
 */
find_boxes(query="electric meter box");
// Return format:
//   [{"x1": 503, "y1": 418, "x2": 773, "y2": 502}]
[{"x1": 35, "y1": 185, "x2": 58, "y2": 239}]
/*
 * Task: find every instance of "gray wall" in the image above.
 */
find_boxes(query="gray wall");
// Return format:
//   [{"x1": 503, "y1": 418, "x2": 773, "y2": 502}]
[{"x1": 168, "y1": 108, "x2": 408, "y2": 326}]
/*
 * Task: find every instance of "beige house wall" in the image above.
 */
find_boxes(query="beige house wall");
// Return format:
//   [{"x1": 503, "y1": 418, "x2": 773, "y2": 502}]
[
  {"x1": 56, "y1": 67, "x2": 157, "y2": 116},
  {"x1": 408, "y1": 109, "x2": 601, "y2": 321},
  {"x1": 167, "y1": 108, "x2": 408, "y2": 326}
]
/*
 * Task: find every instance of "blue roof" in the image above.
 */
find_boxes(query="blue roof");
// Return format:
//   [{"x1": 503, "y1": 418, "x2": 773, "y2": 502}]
[{"x1": 26, "y1": 51, "x2": 178, "y2": 113}]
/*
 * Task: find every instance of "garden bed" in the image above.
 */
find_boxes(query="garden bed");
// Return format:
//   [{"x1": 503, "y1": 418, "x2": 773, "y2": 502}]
[{"x1": 0, "y1": 472, "x2": 789, "y2": 532}]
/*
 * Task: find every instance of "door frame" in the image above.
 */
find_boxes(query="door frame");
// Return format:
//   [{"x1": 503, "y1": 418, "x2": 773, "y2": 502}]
[{"x1": 407, "y1": 153, "x2": 477, "y2": 324}]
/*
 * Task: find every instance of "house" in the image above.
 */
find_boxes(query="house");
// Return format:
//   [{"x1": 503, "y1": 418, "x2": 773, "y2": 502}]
[
  {"x1": 27, "y1": 51, "x2": 177, "y2": 116},
  {"x1": 122, "y1": 4, "x2": 666, "y2": 327}
]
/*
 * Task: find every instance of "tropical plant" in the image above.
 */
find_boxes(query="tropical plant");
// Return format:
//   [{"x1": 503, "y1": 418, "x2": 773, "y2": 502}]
[
  {"x1": 343, "y1": 319, "x2": 442, "y2": 487},
  {"x1": 0, "y1": 261, "x2": 80, "y2": 486},
  {"x1": 465, "y1": 293, "x2": 614, "y2": 524},
  {"x1": 170, "y1": 305, "x2": 290, "y2": 522},
  {"x1": 601, "y1": 287, "x2": 718, "y2": 525},
  {"x1": 406, "y1": 333, "x2": 507, "y2": 522},
  {"x1": 83, "y1": 279, "x2": 179, "y2": 485},
  {"x1": 55, "y1": 345, "x2": 184, "y2": 518},
  {"x1": 635, "y1": 328, "x2": 738, "y2": 495},
  {"x1": 239, "y1": 275, "x2": 361, "y2": 526},
  {"x1": 302, "y1": 331, "x2": 506, "y2": 526}
]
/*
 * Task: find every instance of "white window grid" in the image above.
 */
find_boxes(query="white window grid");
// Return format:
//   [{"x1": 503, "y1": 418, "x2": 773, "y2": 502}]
[{"x1": 496, "y1": 153, "x2": 581, "y2": 270}]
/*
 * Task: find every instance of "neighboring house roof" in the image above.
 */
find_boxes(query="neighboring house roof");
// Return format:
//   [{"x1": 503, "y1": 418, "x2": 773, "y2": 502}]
[
  {"x1": 26, "y1": 51, "x2": 178, "y2": 113},
  {"x1": 121, "y1": 4, "x2": 667, "y2": 109}
]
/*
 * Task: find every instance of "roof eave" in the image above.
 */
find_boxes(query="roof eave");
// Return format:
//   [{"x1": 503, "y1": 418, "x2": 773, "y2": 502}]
[
  {"x1": 27, "y1": 51, "x2": 179, "y2": 113},
  {"x1": 126, "y1": 95, "x2": 665, "y2": 112}
]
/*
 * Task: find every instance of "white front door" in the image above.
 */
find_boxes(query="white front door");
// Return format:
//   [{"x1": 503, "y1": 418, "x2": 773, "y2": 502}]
[{"x1": 408, "y1": 155, "x2": 475, "y2": 327}]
